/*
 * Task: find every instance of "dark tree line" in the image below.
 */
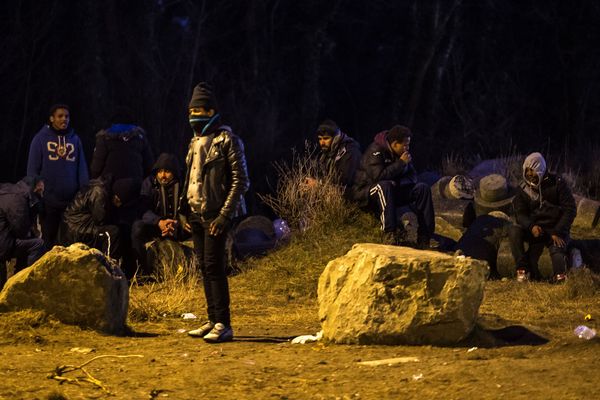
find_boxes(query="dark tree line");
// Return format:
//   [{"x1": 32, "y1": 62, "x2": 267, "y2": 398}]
[{"x1": 2, "y1": 0, "x2": 600, "y2": 205}]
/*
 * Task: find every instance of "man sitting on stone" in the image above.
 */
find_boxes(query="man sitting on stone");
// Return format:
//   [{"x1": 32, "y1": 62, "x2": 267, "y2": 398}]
[
  {"x1": 304, "y1": 119, "x2": 361, "y2": 199},
  {"x1": 0, "y1": 176, "x2": 45, "y2": 289},
  {"x1": 351, "y1": 125, "x2": 435, "y2": 248},
  {"x1": 62, "y1": 176, "x2": 141, "y2": 270},
  {"x1": 132, "y1": 153, "x2": 186, "y2": 277},
  {"x1": 509, "y1": 152, "x2": 576, "y2": 282},
  {"x1": 454, "y1": 174, "x2": 516, "y2": 279}
]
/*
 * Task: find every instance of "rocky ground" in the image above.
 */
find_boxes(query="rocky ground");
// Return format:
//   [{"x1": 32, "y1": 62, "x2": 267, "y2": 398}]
[{"x1": 1, "y1": 276, "x2": 599, "y2": 400}]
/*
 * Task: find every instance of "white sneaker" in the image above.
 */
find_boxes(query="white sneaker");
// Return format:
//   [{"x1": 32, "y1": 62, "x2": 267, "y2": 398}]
[
  {"x1": 203, "y1": 323, "x2": 234, "y2": 343},
  {"x1": 188, "y1": 321, "x2": 215, "y2": 337},
  {"x1": 516, "y1": 269, "x2": 529, "y2": 283}
]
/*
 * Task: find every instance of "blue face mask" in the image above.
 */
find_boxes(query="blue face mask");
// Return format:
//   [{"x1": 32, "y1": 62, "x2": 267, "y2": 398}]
[{"x1": 190, "y1": 114, "x2": 220, "y2": 135}]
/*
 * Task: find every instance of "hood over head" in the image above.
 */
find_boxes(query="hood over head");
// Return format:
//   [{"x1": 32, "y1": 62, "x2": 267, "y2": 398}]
[
  {"x1": 152, "y1": 153, "x2": 181, "y2": 181},
  {"x1": 523, "y1": 152, "x2": 547, "y2": 187}
]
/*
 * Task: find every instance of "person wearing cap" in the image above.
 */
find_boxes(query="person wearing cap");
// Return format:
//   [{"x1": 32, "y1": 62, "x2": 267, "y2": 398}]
[
  {"x1": 305, "y1": 119, "x2": 361, "y2": 199},
  {"x1": 508, "y1": 152, "x2": 576, "y2": 282},
  {"x1": 351, "y1": 125, "x2": 435, "y2": 248},
  {"x1": 89, "y1": 108, "x2": 154, "y2": 181},
  {"x1": 0, "y1": 176, "x2": 45, "y2": 290},
  {"x1": 61, "y1": 176, "x2": 141, "y2": 264},
  {"x1": 456, "y1": 210, "x2": 513, "y2": 280},
  {"x1": 27, "y1": 104, "x2": 89, "y2": 251},
  {"x1": 132, "y1": 153, "x2": 186, "y2": 276},
  {"x1": 182, "y1": 82, "x2": 250, "y2": 343}
]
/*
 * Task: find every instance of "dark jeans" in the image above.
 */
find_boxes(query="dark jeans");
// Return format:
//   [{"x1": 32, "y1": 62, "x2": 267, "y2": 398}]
[
  {"x1": 368, "y1": 181, "x2": 435, "y2": 240},
  {"x1": 189, "y1": 213, "x2": 231, "y2": 327},
  {"x1": 0, "y1": 237, "x2": 44, "y2": 290},
  {"x1": 131, "y1": 220, "x2": 160, "y2": 276},
  {"x1": 508, "y1": 225, "x2": 569, "y2": 279},
  {"x1": 41, "y1": 203, "x2": 66, "y2": 251}
]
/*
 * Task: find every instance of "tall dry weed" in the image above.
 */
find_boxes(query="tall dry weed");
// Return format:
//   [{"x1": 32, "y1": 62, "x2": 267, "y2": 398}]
[
  {"x1": 258, "y1": 141, "x2": 358, "y2": 234},
  {"x1": 128, "y1": 256, "x2": 201, "y2": 322}
]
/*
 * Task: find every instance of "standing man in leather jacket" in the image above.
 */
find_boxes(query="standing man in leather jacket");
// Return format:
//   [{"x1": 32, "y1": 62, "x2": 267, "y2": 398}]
[{"x1": 182, "y1": 82, "x2": 250, "y2": 343}]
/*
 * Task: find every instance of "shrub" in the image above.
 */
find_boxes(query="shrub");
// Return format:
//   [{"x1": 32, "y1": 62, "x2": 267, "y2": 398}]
[{"x1": 258, "y1": 141, "x2": 358, "y2": 234}]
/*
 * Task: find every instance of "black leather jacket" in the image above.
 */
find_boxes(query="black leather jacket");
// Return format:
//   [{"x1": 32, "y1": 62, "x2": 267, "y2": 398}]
[
  {"x1": 180, "y1": 126, "x2": 250, "y2": 221},
  {"x1": 63, "y1": 177, "x2": 111, "y2": 238}
]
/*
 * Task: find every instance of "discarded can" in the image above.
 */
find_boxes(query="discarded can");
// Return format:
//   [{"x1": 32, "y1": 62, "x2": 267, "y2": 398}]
[{"x1": 574, "y1": 325, "x2": 597, "y2": 340}]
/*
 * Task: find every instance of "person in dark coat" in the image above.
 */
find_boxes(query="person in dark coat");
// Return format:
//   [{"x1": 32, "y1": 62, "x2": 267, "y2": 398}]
[
  {"x1": 131, "y1": 153, "x2": 185, "y2": 276},
  {"x1": 183, "y1": 82, "x2": 250, "y2": 343},
  {"x1": 456, "y1": 211, "x2": 513, "y2": 280},
  {"x1": 89, "y1": 110, "x2": 154, "y2": 181},
  {"x1": 351, "y1": 125, "x2": 435, "y2": 248},
  {"x1": 62, "y1": 176, "x2": 140, "y2": 268},
  {"x1": 305, "y1": 119, "x2": 361, "y2": 199},
  {"x1": 508, "y1": 152, "x2": 577, "y2": 282},
  {"x1": 27, "y1": 104, "x2": 89, "y2": 250},
  {"x1": 0, "y1": 176, "x2": 45, "y2": 289}
]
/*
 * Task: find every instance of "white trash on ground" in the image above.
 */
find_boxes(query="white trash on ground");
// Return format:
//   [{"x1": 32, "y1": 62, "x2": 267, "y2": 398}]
[{"x1": 291, "y1": 330, "x2": 323, "y2": 344}]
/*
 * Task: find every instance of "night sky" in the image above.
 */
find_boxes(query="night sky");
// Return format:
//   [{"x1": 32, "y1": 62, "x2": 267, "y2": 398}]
[{"x1": 2, "y1": 0, "x2": 600, "y2": 204}]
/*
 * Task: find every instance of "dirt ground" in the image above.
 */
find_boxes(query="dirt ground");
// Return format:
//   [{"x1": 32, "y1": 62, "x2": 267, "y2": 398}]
[{"x1": 1, "y1": 277, "x2": 599, "y2": 400}]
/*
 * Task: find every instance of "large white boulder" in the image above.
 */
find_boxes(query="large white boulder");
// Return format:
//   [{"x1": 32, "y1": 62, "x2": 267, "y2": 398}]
[
  {"x1": 318, "y1": 243, "x2": 488, "y2": 345},
  {"x1": 0, "y1": 243, "x2": 128, "y2": 334}
]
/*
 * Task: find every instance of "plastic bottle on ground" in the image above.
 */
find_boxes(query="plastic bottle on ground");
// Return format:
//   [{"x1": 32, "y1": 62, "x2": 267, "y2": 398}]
[
  {"x1": 570, "y1": 248, "x2": 583, "y2": 269},
  {"x1": 574, "y1": 325, "x2": 596, "y2": 340}
]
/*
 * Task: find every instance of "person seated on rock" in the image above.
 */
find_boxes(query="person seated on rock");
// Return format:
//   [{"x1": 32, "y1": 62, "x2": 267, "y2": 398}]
[
  {"x1": 351, "y1": 125, "x2": 435, "y2": 248},
  {"x1": 508, "y1": 152, "x2": 576, "y2": 283},
  {"x1": 132, "y1": 153, "x2": 188, "y2": 277},
  {"x1": 0, "y1": 176, "x2": 45, "y2": 289},
  {"x1": 303, "y1": 119, "x2": 361, "y2": 200},
  {"x1": 456, "y1": 211, "x2": 513, "y2": 280},
  {"x1": 461, "y1": 174, "x2": 517, "y2": 229},
  {"x1": 62, "y1": 176, "x2": 141, "y2": 271}
]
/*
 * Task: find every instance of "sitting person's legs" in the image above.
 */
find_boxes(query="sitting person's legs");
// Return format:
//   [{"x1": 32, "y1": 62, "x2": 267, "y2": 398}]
[{"x1": 131, "y1": 219, "x2": 161, "y2": 276}]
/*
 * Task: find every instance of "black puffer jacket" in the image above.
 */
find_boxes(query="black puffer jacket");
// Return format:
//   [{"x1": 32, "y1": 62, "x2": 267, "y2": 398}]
[
  {"x1": 513, "y1": 173, "x2": 576, "y2": 238},
  {"x1": 0, "y1": 179, "x2": 40, "y2": 260},
  {"x1": 351, "y1": 130, "x2": 417, "y2": 206},
  {"x1": 90, "y1": 124, "x2": 154, "y2": 180},
  {"x1": 181, "y1": 126, "x2": 250, "y2": 220},
  {"x1": 317, "y1": 132, "x2": 361, "y2": 198},
  {"x1": 63, "y1": 177, "x2": 111, "y2": 239}
]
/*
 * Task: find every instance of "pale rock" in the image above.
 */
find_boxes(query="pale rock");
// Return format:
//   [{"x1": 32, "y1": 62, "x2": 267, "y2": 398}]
[
  {"x1": 318, "y1": 243, "x2": 487, "y2": 345},
  {"x1": 0, "y1": 243, "x2": 128, "y2": 334}
]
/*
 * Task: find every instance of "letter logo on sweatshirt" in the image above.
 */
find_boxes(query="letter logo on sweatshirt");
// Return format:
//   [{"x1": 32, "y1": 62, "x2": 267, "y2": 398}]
[{"x1": 47, "y1": 136, "x2": 76, "y2": 161}]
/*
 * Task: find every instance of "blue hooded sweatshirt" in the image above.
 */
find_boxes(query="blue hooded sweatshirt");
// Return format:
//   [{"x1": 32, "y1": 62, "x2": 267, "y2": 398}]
[{"x1": 27, "y1": 125, "x2": 89, "y2": 208}]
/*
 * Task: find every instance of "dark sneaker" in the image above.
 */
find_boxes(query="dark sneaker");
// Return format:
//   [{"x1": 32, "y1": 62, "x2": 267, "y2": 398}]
[
  {"x1": 203, "y1": 323, "x2": 234, "y2": 343},
  {"x1": 188, "y1": 321, "x2": 215, "y2": 337},
  {"x1": 516, "y1": 269, "x2": 529, "y2": 283}
]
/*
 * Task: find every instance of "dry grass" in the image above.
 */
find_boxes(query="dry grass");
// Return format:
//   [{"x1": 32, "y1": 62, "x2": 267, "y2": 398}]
[
  {"x1": 236, "y1": 211, "x2": 380, "y2": 300},
  {"x1": 258, "y1": 141, "x2": 356, "y2": 232},
  {"x1": 128, "y1": 257, "x2": 202, "y2": 322},
  {"x1": 481, "y1": 269, "x2": 600, "y2": 338}
]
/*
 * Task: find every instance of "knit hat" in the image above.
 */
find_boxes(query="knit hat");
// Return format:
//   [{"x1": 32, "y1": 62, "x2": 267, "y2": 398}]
[
  {"x1": 189, "y1": 82, "x2": 218, "y2": 110},
  {"x1": 111, "y1": 178, "x2": 141, "y2": 207},
  {"x1": 316, "y1": 119, "x2": 340, "y2": 137}
]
